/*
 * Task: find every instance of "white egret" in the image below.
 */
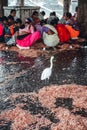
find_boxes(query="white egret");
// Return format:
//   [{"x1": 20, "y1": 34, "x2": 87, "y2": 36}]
[{"x1": 41, "y1": 56, "x2": 54, "y2": 80}]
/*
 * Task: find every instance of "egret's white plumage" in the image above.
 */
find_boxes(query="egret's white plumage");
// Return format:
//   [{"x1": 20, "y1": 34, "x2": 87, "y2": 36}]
[{"x1": 41, "y1": 56, "x2": 54, "y2": 80}]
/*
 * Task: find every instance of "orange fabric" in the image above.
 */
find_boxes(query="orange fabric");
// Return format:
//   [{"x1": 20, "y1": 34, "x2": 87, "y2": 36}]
[
  {"x1": 55, "y1": 24, "x2": 70, "y2": 42},
  {"x1": 65, "y1": 25, "x2": 80, "y2": 38},
  {"x1": 9, "y1": 25, "x2": 15, "y2": 35}
]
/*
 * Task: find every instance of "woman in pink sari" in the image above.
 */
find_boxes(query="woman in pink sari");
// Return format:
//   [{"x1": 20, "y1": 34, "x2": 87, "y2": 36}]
[{"x1": 16, "y1": 18, "x2": 40, "y2": 49}]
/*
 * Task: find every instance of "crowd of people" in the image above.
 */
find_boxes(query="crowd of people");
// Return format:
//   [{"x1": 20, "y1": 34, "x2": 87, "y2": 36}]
[{"x1": 0, "y1": 7, "x2": 80, "y2": 49}]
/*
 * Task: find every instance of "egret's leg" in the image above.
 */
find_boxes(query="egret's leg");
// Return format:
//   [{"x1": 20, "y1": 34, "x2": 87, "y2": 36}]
[
  {"x1": 44, "y1": 79, "x2": 47, "y2": 91},
  {"x1": 45, "y1": 79, "x2": 47, "y2": 86},
  {"x1": 46, "y1": 77, "x2": 50, "y2": 90},
  {"x1": 46, "y1": 78, "x2": 49, "y2": 85}
]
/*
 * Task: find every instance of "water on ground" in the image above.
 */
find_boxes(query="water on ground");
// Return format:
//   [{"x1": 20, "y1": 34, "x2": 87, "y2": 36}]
[{"x1": 0, "y1": 48, "x2": 87, "y2": 98}]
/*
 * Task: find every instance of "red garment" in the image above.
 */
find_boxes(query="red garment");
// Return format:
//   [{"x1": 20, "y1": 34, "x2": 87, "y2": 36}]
[
  {"x1": 0, "y1": 23, "x2": 4, "y2": 36},
  {"x1": 55, "y1": 24, "x2": 70, "y2": 42}
]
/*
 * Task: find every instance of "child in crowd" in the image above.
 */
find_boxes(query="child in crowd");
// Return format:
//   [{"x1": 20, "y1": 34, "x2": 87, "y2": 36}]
[
  {"x1": 2, "y1": 16, "x2": 12, "y2": 43},
  {"x1": 19, "y1": 18, "x2": 35, "y2": 35},
  {"x1": 14, "y1": 18, "x2": 23, "y2": 31},
  {"x1": 8, "y1": 15, "x2": 15, "y2": 36}
]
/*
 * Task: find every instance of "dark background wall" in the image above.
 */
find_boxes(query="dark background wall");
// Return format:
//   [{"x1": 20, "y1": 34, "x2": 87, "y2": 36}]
[
  {"x1": 78, "y1": 0, "x2": 87, "y2": 36},
  {"x1": 0, "y1": 0, "x2": 8, "y2": 16}
]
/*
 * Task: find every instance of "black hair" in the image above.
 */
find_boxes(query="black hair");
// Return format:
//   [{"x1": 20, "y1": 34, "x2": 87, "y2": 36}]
[
  {"x1": 10, "y1": 9, "x2": 16, "y2": 14},
  {"x1": 41, "y1": 11, "x2": 45, "y2": 16},
  {"x1": 50, "y1": 12, "x2": 53, "y2": 16},
  {"x1": 15, "y1": 18, "x2": 22, "y2": 24},
  {"x1": 66, "y1": 12, "x2": 72, "y2": 19},
  {"x1": 8, "y1": 15, "x2": 14, "y2": 21},
  {"x1": 25, "y1": 18, "x2": 32, "y2": 24},
  {"x1": 52, "y1": 11, "x2": 56, "y2": 16},
  {"x1": 32, "y1": 11, "x2": 38, "y2": 16},
  {"x1": 40, "y1": 19, "x2": 47, "y2": 26},
  {"x1": 75, "y1": 6, "x2": 78, "y2": 12},
  {"x1": 20, "y1": 24, "x2": 25, "y2": 29},
  {"x1": 50, "y1": 18, "x2": 58, "y2": 26},
  {"x1": 2, "y1": 16, "x2": 8, "y2": 22},
  {"x1": 0, "y1": 17, "x2": 2, "y2": 22}
]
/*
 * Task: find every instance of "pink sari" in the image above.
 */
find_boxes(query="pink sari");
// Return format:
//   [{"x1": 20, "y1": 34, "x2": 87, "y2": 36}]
[
  {"x1": 0, "y1": 23, "x2": 3, "y2": 36},
  {"x1": 16, "y1": 31, "x2": 40, "y2": 48}
]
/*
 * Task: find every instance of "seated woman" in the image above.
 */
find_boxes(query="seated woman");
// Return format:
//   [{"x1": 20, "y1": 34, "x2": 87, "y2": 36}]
[
  {"x1": 8, "y1": 15, "x2": 15, "y2": 36},
  {"x1": 1, "y1": 16, "x2": 16, "y2": 45},
  {"x1": 42, "y1": 24, "x2": 59, "y2": 47},
  {"x1": 65, "y1": 25, "x2": 80, "y2": 39},
  {"x1": 2, "y1": 16, "x2": 12, "y2": 43},
  {"x1": 19, "y1": 18, "x2": 34, "y2": 35},
  {"x1": 16, "y1": 18, "x2": 41, "y2": 49},
  {"x1": 31, "y1": 11, "x2": 42, "y2": 33},
  {"x1": 65, "y1": 12, "x2": 80, "y2": 39}
]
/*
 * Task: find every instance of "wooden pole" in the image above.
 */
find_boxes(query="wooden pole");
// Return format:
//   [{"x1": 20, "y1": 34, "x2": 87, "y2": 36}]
[
  {"x1": 21, "y1": 0, "x2": 24, "y2": 6},
  {"x1": 78, "y1": 0, "x2": 87, "y2": 36},
  {"x1": 0, "y1": 0, "x2": 8, "y2": 16},
  {"x1": 63, "y1": 0, "x2": 71, "y2": 15}
]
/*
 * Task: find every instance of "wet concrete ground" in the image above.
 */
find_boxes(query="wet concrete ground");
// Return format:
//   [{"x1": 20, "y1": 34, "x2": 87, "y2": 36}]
[
  {"x1": 0, "y1": 47, "x2": 87, "y2": 130},
  {"x1": 0, "y1": 48, "x2": 87, "y2": 94}
]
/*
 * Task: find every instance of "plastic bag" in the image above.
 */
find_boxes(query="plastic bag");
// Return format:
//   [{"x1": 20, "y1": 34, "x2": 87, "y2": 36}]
[{"x1": 6, "y1": 34, "x2": 16, "y2": 46}]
